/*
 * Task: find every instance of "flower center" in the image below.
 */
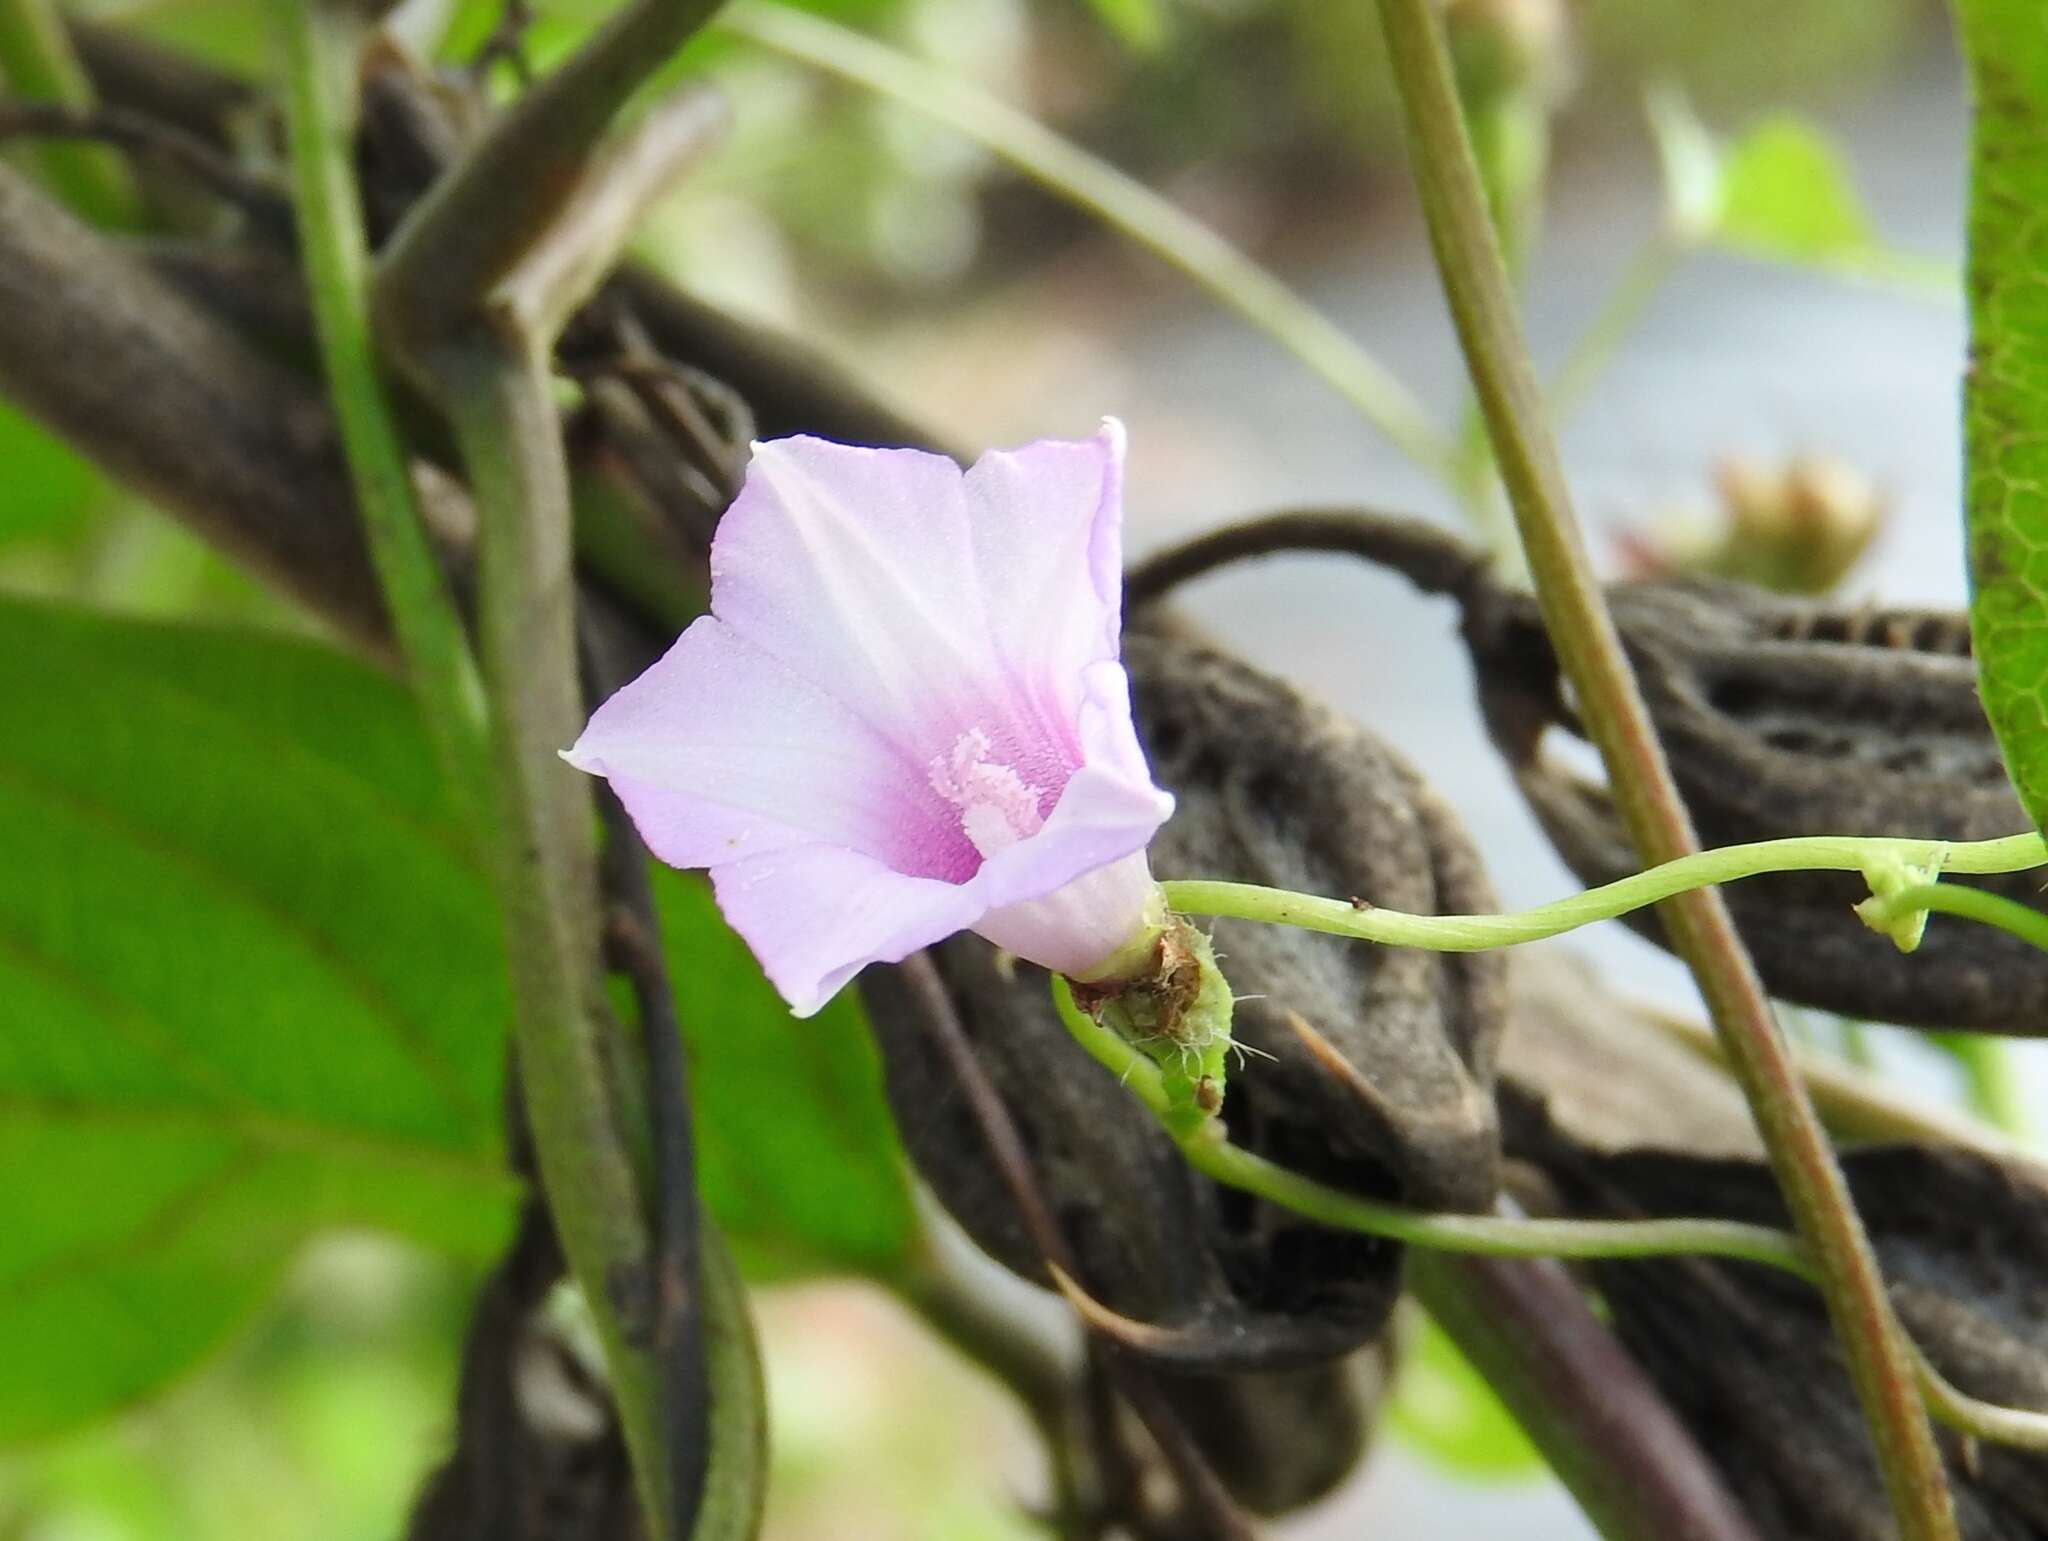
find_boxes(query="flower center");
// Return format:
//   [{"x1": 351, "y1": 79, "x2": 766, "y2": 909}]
[{"x1": 929, "y1": 728, "x2": 1047, "y2": 860}]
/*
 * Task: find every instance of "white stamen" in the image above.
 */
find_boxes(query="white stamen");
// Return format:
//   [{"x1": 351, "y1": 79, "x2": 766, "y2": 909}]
[{"x1": 930, "y1": 728, "x2": 1046, "y2": 858}]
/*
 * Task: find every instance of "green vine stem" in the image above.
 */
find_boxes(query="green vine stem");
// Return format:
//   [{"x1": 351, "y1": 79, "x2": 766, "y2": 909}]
[
  {"x1": 1368, "y1": 1, "x2": 1959, "y2": 1533},
  {"x1": 273, "y1": 2, "x2": 491, "y2": 834},
  {"x1": 1163, "y1": 831, "x2": 2044, "y2": 954},
  {"x1": 1049, "y1": 976, "x2": 2048, "y2": 1457},
  {"x1": 1861, "y1": 879, "x2": 2048, "y2": 957},
  {"x1": 444, "y1": 334, "x2": 679, "y2": 1536},
  {"x1": 1049, "y1": 977, "x2": 1806, "y2": 1273},
  {"x1": 721, "y1": 2, "x2": 1459, "y2": 484},
  {"x1": 0, "y1": 0, "x2": 132, "y2": 226}
]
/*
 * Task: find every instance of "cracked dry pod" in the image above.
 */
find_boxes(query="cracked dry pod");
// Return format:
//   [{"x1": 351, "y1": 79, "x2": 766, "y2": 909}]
[
  {"x1": 1502, "y1": 1074, "x2": 2048, "y2": 1540},
  {"x1": 860, "y1": 622, "x2": 1506, "y2": 1516},
  {"x1": 1465, "y1": 573, "x2": 2048, "y2": 1032}
]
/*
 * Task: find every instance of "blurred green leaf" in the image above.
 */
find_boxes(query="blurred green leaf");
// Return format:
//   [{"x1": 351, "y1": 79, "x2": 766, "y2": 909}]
[
  {"x1": 653, "y1": 869, "x2": 915, "y2": 1279},
  {"x1": 0, "y1": 599, "x2": 914, "y2": 1436},
  {"x1": 1643, "y1": 83, "x2": 1723, "y2": 241},
  {"x1": 1960, "y1": 0, "x2": 2048, "y2": 844},
  {"x1": 1644, "y1": 91, "x2": 1953, "y2": 294},
  {"x1": 1079, "y1": 0, "x2": 1167, "y2": 51},
  {"x1": 0, "y1": 399, "x2": 99, "y2": 545},
  {"x1": 0, "y1": 598, "x2": 516, "y2": 1441},
  {"x1": 119, "y1": 0, "x2": 270, "y2": 73},
  {"x1": 1388, "y1": 1314, "x2": 1544, "y2": 1479},
  {"x1": 1715, "y1": 116, "x2": 1874, "y2": 262}
]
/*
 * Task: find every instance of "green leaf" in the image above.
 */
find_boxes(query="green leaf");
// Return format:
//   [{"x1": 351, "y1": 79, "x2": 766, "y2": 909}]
[
  {"x1": 1715, "y1": 117, "x2": 1875, "y2": 263},
  {"x1": 0, "y1": 599, "x2": 515, "y2": 1440},
  {"x1": 0, "y1": 598, "x2": 914, "y2": 1437},
  {"x1": 653, "y1": 869, "x2": 913, "y2": 1278},
  {"x1": 0, "y1": 399, "x2": 99, "y2": 545},
  {"x1": 1080, "y1": 0, "x2": 1167, "y2": 51},
  {"x1": 1960, "y1": 1, "x2": 2048, "y2": 840},
  {"x1": 1388, "y1": 1314, "x2": 1545, "y2": 1480}
]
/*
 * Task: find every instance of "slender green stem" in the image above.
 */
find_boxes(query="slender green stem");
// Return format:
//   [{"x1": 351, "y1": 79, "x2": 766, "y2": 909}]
[
  {"x1": 1049, "y1": 978, "x2": 1810, "y2": 1275},
  {"x1": 1868, "y1": 880, "x2": 2048, "y2": 957},
  {"x1": 378, "y1": 0, "x2": 727, "y2": 352},
  {"x1": 1914, "y1": 1340, "x2": 2048, "y2": 1453},
  {"x1": 720, "y1": 2, "x2": 1460, "y2": 485},
  {"x1": 273, "y1": 2, "x2": 491, "y2": 834},
  {"x1": 1858, "y1": 879, "x2": 2044, "y2": 1137},
  {"x1": 1055, "y1": 977, "x2": 2048, "y2": 1458},
  {"x1": 446, "y1": 338, "x2": 675, "y2": 1540},
  {"x1": 0, "y1": 0, "x2": 131, "y2": 225},
  {"x1": 694, "y1": 1225, "x2": 769, "y2": 1541},
  {"x1": 1369, "y1": 2, "x2": 1957, "y2": 1533},
  {"x1": 1166, "y1": 831, "x2": 2044, "y2": 953}
]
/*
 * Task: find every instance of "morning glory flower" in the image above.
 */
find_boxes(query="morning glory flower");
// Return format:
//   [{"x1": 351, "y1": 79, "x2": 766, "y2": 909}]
[{"x1": 565, "y1": 419, "x2": 1175, "y2": 1016}]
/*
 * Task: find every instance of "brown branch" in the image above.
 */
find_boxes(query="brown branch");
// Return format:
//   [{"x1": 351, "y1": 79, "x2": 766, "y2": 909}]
[
  {"x1": 0, "y1": 96, "x2": 289, "y2": 230},
  {"x1": 0, "y1": 162, "x2": 401, "y2": 653},
  {"x1": 1124, "y1": 508, "x2": 1491, "y2": 609}
]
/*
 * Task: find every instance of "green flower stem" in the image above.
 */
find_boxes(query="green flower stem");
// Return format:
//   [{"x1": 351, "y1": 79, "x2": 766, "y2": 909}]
[
  {"x1": 273, "y1": 2, "x2": 491, "y2": 834},
  {"x1": 1369, "y1": 2, "x2": 1958, "y2": 1533},
  {"x1": 1866, "y1": 880, "x2": 2048, "y2": 957},
  {"x1": 0, "y1": 0, "x2": 132, "y2": 226},
  {"x1": 1052, "y1": 976, "x2": 2048, "y2": 1456},
  {"x1": 1049, "y1": 977, "x2": 1810, "y2": 1276},
  {"x1": 720, "y1": 2, "x2": 1460, "y2": 485},
  {"x1": 1858, "y1": 878, "x2": 2046, "y2": 1137},
  {"x1": 1915, "y1": 1341, "x2": 2048, "y2": 1452},
  {"x1": 1166, "y1": 831, "x2": 2045, "y2": 953}
]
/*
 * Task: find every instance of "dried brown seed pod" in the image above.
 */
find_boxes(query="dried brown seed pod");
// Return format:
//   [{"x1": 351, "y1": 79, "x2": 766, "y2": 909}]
[
  {"x1": 1466, "y1": 572, "x2": 2048, "y2": 1033},
  {"x1": 1502, "y1": 1088, "x2": 2048, "y2": 1540},
  {"x1": 1495, "y1": 961, "x2": 2048, "y2": 1538}
]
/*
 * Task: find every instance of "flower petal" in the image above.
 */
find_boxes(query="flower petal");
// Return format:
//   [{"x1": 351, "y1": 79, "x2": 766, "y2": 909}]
[
  {"x1": 709, "y1": 436, "x2": 991, "y2": 752},
  {"x1": 965, "y1": 661, "x2": 1176, "y2": 972},
  {"x1": 972, "y1": 848, "x2": 1162, "y2": 978},
  {"x1": 709, "y1": 423, "x2": 1127, "y2": 762},
  {"x1": 961, "y1": 418, "x2": 1127, "y2": 706},
  {"x1": 563, "y1": 616, "x2": 974, "y2": 878},
  {"x1": 711, "y1": 844, "x2": 986, "y2": 1017}
]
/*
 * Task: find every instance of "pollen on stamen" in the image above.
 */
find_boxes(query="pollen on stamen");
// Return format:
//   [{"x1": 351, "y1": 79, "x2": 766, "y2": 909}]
[{"x1": 929, "y1": 728, "x2": 1047, "y2": 858}]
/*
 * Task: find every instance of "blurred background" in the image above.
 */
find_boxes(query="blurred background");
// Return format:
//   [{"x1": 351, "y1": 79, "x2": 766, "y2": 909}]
[{"x1": 0, "y1": 0, "x2": 1996, "y2": 1535}]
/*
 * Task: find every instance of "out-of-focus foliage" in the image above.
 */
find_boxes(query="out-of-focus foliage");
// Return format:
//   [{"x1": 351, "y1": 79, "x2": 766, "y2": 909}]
[
  {"x1": 1581, "y1": 0, "x2": 1915, "y2": 111},
  {"x1": 0, "y1": 1240, "x2": 473, "y2": 1541},
  {"x1": 1715, "y1": 118, "x2": 1876, "y2": 263},
  {"x1": 1389, "y1": 1314, "x2": 1544, "y2": 1481},
  {"x1": 0, "y1": 399, "x2": 96, "y2": 545},
  {"x1": 1959, "y1": 0, "x2": 2048, "y2": 848},
  {"x1": 1646, "y1": 93, "x2": 1924, "y2": 278},
  {"x1": 653, "y1": 868, "x2": 916, "y2": 1280},
  {"x1": 0, "y1": 598, "x2": 912, "y2": 1443},
  {"x1": 0, "y1": 598, "x2": 518, "y2": 1442}
]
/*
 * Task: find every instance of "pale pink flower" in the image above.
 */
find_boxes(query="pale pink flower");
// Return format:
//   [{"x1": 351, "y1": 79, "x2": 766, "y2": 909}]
[{"x1": 564, "y1": 420, "x2": 1174, "y2": 1016}]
